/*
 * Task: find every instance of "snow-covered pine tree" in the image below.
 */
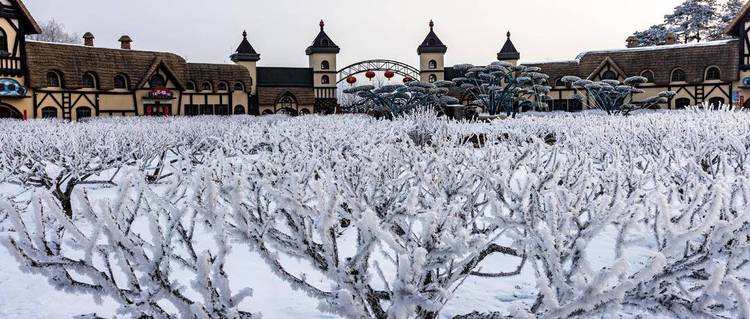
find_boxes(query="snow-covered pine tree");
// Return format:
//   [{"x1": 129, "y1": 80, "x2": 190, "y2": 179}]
[
  {"x1": 632, "y1": 24, "x2": 671, "y2": 46},
  {"x1": 664, "y1": 0, "x2": 719, "y2": 43}
]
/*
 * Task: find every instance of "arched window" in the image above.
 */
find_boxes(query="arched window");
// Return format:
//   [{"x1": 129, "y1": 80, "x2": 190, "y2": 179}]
[
  {"x1": 47, "y1": 71, "x2": 62, "y2": 87},
  {"x1": 671, "y1": 69, "x2": 686, "y2": 82},
  {"x1": 640, "y1": 70, "x2": 655, "y2": 83},
  {"x1": 217, "y1": 82, "x2": 228, "y2": 92},
  {"x1": 0, "y1": 27, "x2": 8, "y2": 53},
  {"x1": 76, "y1": 106, "x2": 92, "y2": 120},
  {"x1": 675, "y1": 97, "x2": 691, "y2": 109},
  {"x1": 321, "y1": 60, "x2": 330, "y2": 70},
  {"x1": 113, "y1": 74, "x2": 128, "y2": 89},
  {"x1": 601, "y1": 70, "x2": 617, "y2": 81},
  {"x1": 428, "y1": 60, "x2": 437, "y2": 70},
  {"x1": 705, "y1": 67, "x2": 721, "y2": 81},
  {"x1": 149, "y1": 74, "x2": 165, "y2": 88},
  {"x1": 708, "y1": 97, "x2": 725, "y2": 107},
  {"x1": 233, "y1": 105, "x2": 245, "y2": 115},
  {"x1": 321, "y1": 75, "x2": 330, "y2": 84},
  {"x1": 41, "y1": 107, "x2": 57, "y2": 119},
  {"x1": 233, "y1": 82, "x2": 245, "y2": 91},
  {"x1": 554, "y1": 78, "x2": 566, "y2": 87},
  {"x1": 428, "y1": 74, "x2": 437, "y2": 83},
  {"x1": 278, "y1": 95, "x2": 296, "y2": 108},
  {"x1": 185, "y1": 81, "x2": 196, "y2": 91},
  {"x1": 201, "y1": 82, "x2": 212, "y2": 92},
  {"x1": 262, "y1": 109, "x2": 274, "y2": 115},
  {"x1": 82, "y1": 72, "x2": 97, "y2": 89}
]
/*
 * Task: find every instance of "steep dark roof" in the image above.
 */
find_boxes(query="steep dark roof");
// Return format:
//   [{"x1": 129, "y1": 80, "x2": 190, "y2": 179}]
[
  {"x1": 444, "y1": 67, "x2": 465, "y2": 81},
  {"x1": 11, "y1": 0, "x2": 41, "y2": 34},
  {"x1": 306, "y1": 20, "x2": 340, "y2": 55},
  {"x1": 417, "y1": 20, "x2": 447, "y2": 54},
  {"x1": 231, "y1": 31, "x2": 260, "y2": 62},
  {"x1": 256, "y1": 67, "x2": 313, "y2": 87},
  {"x1": 497, "y1": 31, "x2": 520, "y2": 61},
  {"x1": 186, "y1": 63, "x2": 253, "y2": 92},
  {"x1": 26, "y1": 41, "x2": 252, "y2": 92},
  {"x1": 526, "y1": 40, "x2": 740, "y2": 86}
]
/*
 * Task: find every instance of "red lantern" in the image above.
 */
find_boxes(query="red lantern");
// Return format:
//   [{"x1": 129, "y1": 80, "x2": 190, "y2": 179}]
[
  {"x1": 384, "y1": 70, "x2": 395, "y2": 80},
  {"x1": 346, "y1": 76, "x2": 357, "y2": 85},
  {"x1": 403, "y1": 77, "x2": 414, "y2": 83},
  {"x1": 365, "y1": 71, "x2": 376, "y2": 80}
]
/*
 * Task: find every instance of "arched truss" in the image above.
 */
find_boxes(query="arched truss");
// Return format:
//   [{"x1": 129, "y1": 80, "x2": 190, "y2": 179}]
[{"x1": 337, "y1": 59, "x2": 420, "y2": 83}]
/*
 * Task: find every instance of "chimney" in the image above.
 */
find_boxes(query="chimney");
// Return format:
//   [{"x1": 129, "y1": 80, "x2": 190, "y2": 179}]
[
  {"x1": 83, "y1": 32, "x2": 94, "y2": 47},
  {"x1": 626, "y1": 36, "x2": 638, "y2": 48},
  {"x1": 665, "y1": 32, "x2": 677, "y2": 45},
  {"x1": 118, "y1": 35, "x2": 132, "y2": 50}
]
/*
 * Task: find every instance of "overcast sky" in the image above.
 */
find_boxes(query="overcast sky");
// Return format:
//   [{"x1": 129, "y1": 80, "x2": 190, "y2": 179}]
[{"x1": 25, "y1": 0, "x2": 686, "y2": 68}]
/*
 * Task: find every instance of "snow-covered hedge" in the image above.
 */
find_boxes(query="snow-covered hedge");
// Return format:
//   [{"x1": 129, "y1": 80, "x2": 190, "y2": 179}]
[{"x1": 1, "y1": 110, "x2": 749, "y2": 318}]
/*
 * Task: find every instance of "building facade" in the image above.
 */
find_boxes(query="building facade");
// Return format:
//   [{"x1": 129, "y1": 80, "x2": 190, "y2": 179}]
[{"x1": 3, "y1": 0, "x2": 750, "y2": 120}]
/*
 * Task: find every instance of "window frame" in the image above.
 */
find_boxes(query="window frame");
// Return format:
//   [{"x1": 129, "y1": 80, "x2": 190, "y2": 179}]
[
  {"x1": 201, "y1": 82, "x2": 213, "y2": 92},
  {"x1": 640, "y1": 70, "x2": 655, "y2": 83},
  {"x1": 47, "y1": 71, "x2": 62, "y2": 88},
  {"x1": 82, "y1": 72, "x2": 98, "y2": 89},
  {"x1": 705, "y1": 67, "x2": 721, "y2": 81},
  {"x1": 41, "y1": 106, "x2": 58, "y2": 119},
  {"x1": 428, "y1": 60, "x2": 437, "y2": 70},
  {"x1": 321, "y1": 60, "x2": 330, "y2": 70},
  {"x1": 113, "y1": 74, "x2": 129, "y2": 90},
  {"x1": 671, "y1": 69, "x2": 686, "y2": 83}
]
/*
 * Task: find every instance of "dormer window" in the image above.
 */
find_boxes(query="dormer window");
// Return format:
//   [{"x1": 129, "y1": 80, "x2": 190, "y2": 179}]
[
  {"x1": 640, "y1": 70, "x2": 655, "y2": 83},
  {"x1": 186, "y1": 81, "x2": 196, "y2": 91},
  {"x1": 217, "y1": 82, "x2": 228, "y2": 92},
  {"x1": 201, "y1": 82, "x2": 212, "y2": 92},
  {"x1": 671, "y1": 69, "x2": 686, "y2": 82},
  {"x1": 47, "y1": 71, "x2": 62, "y2": 88},
  {"x1": 705, "y1": 67, "x2": 721, "y2": 81},
  {"x1": 114, "y1": 74, "x2": 128, "y2": 89},
  {"x1": 82, "y1": 72, "x2": 97, "y2": 89},
  {"x1": 149, "y1": 74, "x2": 165, "y2": 88},
  {"x1": 601, "y1": 71, "x2": 617, "y2": 81},
  {"x1": 233, "y1": 82, "x2": 245, "y2": 91}
]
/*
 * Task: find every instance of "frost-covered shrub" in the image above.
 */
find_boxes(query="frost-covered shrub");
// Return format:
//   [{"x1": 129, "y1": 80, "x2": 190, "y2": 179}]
[
  {"x1": 342, "y1": 80, "x2": 458, "y2": 118},
  {"x1": 2, "y1": 169, "x2": 257, "y2": 318},
  {"x1": 452, "y1": 62, "x2": 551, "y2": 117},
  {"x1": 2, "y1": 111, "x2": 750, "y2": 318},
  {"x1": 561, "y1": 75, "x2": 675, "y2": 115}
]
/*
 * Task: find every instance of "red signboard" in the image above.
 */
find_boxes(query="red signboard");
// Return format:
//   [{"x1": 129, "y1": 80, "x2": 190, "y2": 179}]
[{"x1": 149, "y1": 87, "x2": 173, "y2": 99}]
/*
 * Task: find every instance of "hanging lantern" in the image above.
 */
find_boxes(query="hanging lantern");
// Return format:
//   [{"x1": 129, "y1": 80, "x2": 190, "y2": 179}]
[
  {"x1": 365, "y1": 71, "x2": 376, "y2": 80},
  {"x1": 384, "y1": 70, "x2": 395, "y2": 81},
  {"x1": 346, "y1": 76, "x2": 357, "y2": 86},
  {"x1": 403, "y1": 77, "x2": 414, "y2": 83}
]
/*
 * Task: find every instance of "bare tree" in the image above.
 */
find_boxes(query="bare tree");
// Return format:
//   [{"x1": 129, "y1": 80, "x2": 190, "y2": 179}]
[{"x1": 27, "y1": 19, "x2": 80, "y2": 44}]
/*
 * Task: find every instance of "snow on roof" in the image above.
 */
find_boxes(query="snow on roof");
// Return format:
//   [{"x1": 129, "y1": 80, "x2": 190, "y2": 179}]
[{"x1": 574, "y1": 39, "x2": 737, "y2": 61}]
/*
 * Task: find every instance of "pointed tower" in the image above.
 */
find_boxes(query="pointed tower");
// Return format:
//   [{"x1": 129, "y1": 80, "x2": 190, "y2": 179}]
[
  {"x1": 417, "y1": 20, "x2": 447, "y2": 83},
  {"x1": 306, "y1": 20, "x2": 340, "y2": 113},
  {"x1": 231, "y1": 31, "x2": 260, "y2": 95},
  {"x1": 497, "y1": 31, "x2": 520, "y2": 66}
]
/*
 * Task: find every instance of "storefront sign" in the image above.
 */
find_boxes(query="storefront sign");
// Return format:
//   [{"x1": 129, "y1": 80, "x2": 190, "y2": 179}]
[{"x1": 149, "y1": 87, "x2": 173, "y2": 99}]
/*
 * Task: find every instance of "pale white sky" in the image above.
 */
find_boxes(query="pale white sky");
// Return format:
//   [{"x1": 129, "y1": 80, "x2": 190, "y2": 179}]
[{"x1": 25, "y1": 0, "x2": 686, "y2": 68}]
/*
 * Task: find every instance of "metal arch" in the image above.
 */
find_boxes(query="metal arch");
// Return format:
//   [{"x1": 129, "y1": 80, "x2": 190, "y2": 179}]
[{"x1": 337, "y1": 59, "x2": 420, "y2": 83}]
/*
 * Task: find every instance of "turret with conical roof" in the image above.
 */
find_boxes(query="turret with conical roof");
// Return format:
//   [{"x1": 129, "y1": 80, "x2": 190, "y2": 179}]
[
  {"x1": 306, "y1": 20, "x2": 340, "y2": 55},
  {"x1": 497, "y1": 31, "x2": 520, "y2": 65},
  {"x1": 417, "y1": 20, "x2": 447, "y2": 54},
  {"x1": 418, "y1": 20, "x2": 447, "y2": 83},
  {"x1": 307, "y1": 20, "x2": 339, "y2": 113},
  {"x1": 231, "y1": 31, "x2": 260, "y2": 95},
  {"x1": 231, "y1": 31, "x2": 260, "y2": 62}
]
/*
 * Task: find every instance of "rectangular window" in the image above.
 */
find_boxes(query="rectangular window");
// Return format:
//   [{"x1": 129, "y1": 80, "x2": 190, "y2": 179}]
[
  {"x1": 215, "y1": 105, "x2": 229, "y2": 115},
  {"x1": 200, "y1": 104, "x2": 214, "y2": 115},
  {"x1": 185, "y1": 104, "x2": 199, "y2": 116}
]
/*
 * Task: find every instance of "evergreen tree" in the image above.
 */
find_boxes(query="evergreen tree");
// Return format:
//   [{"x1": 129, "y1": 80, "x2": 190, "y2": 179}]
[
  {"x1": 665, "y1": 0, "x2": 719, "y2": 43},
  {"x1": 632, "y1": 0, "x2": 744, "y2": 46}
]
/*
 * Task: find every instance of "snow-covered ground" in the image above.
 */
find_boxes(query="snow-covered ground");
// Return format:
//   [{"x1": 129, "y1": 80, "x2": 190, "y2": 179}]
[{"x1": 0, "y1": 110, "x2": 748, "y2": 318}]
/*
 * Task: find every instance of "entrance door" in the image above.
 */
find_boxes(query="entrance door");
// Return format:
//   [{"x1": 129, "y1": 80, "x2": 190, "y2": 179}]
[{"x1": 145, "y1": 104, "x2": 170, "y2": 117}]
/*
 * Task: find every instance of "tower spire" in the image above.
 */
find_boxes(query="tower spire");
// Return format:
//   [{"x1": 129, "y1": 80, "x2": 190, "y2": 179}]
[
  {"x1": 320, "y1": 20, "x2": 325, "y2": 31},
  {"x1": 429, "y1": 20, "x2": 434, "y2": 31}
]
